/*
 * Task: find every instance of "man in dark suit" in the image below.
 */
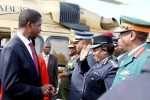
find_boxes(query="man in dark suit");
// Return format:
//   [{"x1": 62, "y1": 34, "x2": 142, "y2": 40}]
[
  {"x1": 47, "y1": 44, "x2": 58, "y2": 93},
  {"x1": 0, "y1": 9, "x2": 54, "y2": 100},
  {"x1": 38, "y1": 41, "x2": 58, "y2": 100},
  {"x1": 48, "y1": 52, "x2": 58, "y2": 100}
]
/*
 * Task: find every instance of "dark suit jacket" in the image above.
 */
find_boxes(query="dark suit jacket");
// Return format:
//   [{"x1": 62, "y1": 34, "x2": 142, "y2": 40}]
[
  {"x1": 0, "y1": 36, "x2": 43, "y2": 100},
  {"x1": 47, "y1": 54, "x2": 58, "y2": 88}
]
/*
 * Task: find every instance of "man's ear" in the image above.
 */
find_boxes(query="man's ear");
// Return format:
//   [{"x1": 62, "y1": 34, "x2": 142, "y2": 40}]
[
  {"x1": 130, "y1": 31, "x2": 136, "y2": 41},
  {"x1": 101, "y1": 47, "x2": 108, "y2": 56}
]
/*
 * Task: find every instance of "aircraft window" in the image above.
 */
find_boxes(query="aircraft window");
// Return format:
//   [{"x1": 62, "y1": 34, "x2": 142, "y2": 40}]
[{"x1": 46, "y1": 36, "x2": 69, "y2": 66}]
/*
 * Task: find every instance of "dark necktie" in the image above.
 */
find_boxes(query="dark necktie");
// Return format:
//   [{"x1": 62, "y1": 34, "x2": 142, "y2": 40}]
[{"x1": 29, "y1": 42, "x2": 39, "y2": 74}]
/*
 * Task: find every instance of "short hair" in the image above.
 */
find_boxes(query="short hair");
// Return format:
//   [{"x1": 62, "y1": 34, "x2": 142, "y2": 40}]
[
  {"x1": 19, "y1": 9, "x2": 41, "y2": 28},
  {"x1": 134, "y1": 31, "x2": 148, "y2": 42}
]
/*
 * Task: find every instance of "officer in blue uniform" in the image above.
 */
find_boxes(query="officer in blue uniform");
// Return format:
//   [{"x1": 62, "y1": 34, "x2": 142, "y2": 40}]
[
  {"x1": 111, "y1": 16, "x2": 150, "y2": 87},
  {"x1": 82, "y1": 34, "x2": 118, "y2": 100},
  {"x1": 69, "y1": 31, "x2": 95, "y2": 100}
]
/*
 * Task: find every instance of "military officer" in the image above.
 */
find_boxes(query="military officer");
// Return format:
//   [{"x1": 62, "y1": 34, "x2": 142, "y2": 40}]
[
  {"x1": 59, "y1": 40, "x2": 78, "y2": 100},
  {"x1": 82, "y1": 33, "x2": 118, "y2": 100},
  {"x1": 69, "y1": 31, "x2": 95, "y2": 100},
  {"x1": 111, "y1": 16, "x2": 150, "y2": 87},
  {"x1": 65, "y1": 40, "x2": 78, "y2": 78}
]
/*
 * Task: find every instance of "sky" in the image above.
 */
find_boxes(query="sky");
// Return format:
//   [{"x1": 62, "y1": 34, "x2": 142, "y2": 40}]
[{"x1": 64, "y1": 0, "x2": 150, "y2": 22}]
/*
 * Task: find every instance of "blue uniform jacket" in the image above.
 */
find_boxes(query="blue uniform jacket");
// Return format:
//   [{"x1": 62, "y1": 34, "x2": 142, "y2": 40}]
[
  {"x1": 69, "y1": 54, "x2": 96, "y2": 100},
  {"x1": 82, "y1": 57, "x2": 118, "y2": 100}
]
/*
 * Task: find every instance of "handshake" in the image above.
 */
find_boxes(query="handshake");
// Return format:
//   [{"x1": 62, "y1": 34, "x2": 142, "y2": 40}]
[{"x1": 41, "y1": 84, "x2": 57, "y2": 97}]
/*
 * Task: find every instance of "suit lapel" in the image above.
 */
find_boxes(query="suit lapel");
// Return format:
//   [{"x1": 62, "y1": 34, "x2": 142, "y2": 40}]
[{"x1": 15, "y1": 36, "x2": 40, "y2": 76}]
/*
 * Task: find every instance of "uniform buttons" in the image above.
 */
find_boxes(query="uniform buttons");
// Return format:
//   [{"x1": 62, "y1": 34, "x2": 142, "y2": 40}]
[{"x1": 91, "y1": 77, "x2": 95, "y2": 80}]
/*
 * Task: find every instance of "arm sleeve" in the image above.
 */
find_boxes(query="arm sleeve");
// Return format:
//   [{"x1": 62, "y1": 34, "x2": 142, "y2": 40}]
[
  {"x1": 53, "y1": 55, "x2": 58, "y2": 88},
  {"x1": 104, "y1": 67, "x2": 118, "y2": 90},
  {"x1": 79, "y1": 58, "x2": 90, "y2": 75}
]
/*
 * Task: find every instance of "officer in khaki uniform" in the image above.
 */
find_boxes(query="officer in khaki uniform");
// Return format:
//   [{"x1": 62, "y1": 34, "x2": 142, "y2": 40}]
[
  {"x1": 110, "y1": 16, "x2": 150, "y2": 87},
  {"x1": 59, "y1": 40, "x2": 78, "y2": 100}
]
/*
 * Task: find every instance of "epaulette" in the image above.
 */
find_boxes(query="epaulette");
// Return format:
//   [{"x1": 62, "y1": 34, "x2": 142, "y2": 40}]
[
  {"x1": 133, "y1": 47, "x2": 145, "y2": 58},
  {"x1": 102, "y1": 57, "x2": 109, "y2": 65},
  {"x1": 109, "y1": 59, "x2": 119, "y2": 68}
]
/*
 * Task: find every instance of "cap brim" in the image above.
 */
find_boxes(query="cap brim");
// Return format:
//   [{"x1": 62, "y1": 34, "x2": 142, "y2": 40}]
[
  {"x1": 71, "y1": 39, "x2": 79, "y2": 43},
  {"x1": 68, "y1": 44, "x2": 75, "y2": 48},
  {"x1": 91, "y1": 44, "x2": 102, "y2": 49},
  {"x1": 68, "y1": 46, "x2": 75, "y2": 48},
  {"x1": 113, "y1": 27, "x2": 127, "y2": 33}
]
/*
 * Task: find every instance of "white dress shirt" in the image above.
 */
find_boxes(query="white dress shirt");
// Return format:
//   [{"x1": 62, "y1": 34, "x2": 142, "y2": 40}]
[
  {"x1": 42, "y1": 52, "x2": 49, "y2": 67},
  {"x1": 17, "y1": 31, "x2": 34, "y2": 59}
]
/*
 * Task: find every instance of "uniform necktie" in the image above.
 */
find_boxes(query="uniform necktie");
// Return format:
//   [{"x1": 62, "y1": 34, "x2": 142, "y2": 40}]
[{"x1": 29, "y1": 42, "x2": 39, "y2": 74}]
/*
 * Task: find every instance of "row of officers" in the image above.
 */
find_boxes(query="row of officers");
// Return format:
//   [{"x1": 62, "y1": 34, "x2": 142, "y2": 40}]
[
  {"x1": 60, "y1": 16, "x2": 150, "y2": 100},
  {"x1": 0, "y1": 9, "x2": 150, "y2": 100}
]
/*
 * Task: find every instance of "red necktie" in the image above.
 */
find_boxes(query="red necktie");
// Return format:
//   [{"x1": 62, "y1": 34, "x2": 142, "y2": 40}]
[{"x1": 29, "y1": 42, "x2": 39, "y2": 74}]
